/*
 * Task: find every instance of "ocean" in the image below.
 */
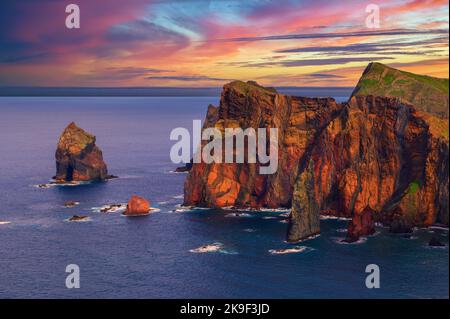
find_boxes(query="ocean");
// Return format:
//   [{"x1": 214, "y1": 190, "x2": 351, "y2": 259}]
[{"x1": 0, "y1": 96, "x2": 448, "y2": 298}]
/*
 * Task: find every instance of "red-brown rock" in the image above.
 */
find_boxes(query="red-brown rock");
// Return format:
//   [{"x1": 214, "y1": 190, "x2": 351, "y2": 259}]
[
  {"x1": 123, "y1": 195, "x2": 151, "y2": 216},
  {"x1": 184, "y1": 81, "x2": 342, "y2": 210},
  {"x1": 55, "y1": 122, "x2": 110, "y2": 182},
  {"x1": 344, "y1": 206, "x2": 376, "y2": 243}
]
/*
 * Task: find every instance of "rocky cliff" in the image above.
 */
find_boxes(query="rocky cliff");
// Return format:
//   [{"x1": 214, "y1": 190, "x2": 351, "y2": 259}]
[
  {"x1": 304, "y1": 95, "x2": 449, "y2": 241},
  {"x1": 183, "y1": 65, "x2": 449, "y2": 242},
  {"x1": 184, "y1": 81, "x2": 343, "y2": 209},
  {"x1": 55, "y1": 122, "x2": 110, "y2": 182}
]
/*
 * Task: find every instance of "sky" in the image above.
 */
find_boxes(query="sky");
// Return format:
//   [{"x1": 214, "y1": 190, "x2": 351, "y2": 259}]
[{"x1": 0, "y1": 0, "x2": 448, "y2": 87}]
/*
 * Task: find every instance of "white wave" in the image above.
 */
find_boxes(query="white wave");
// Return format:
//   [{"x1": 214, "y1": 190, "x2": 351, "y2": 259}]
[
  {"x1": 173, "y1": 194, "x2": 184, "y2": 199},
  {"x1": 190, "y1": 242, "x2": 224, "y2": 253},
  {"x1": 284, "y1": 234, "x2": 320, "y2": 244},
  {"x1": 34, "y1": 180, "x2": 92, "y2": 189},
  {"x1": 122, "y1": 207, "x2": 161, "y2": 216},
  {"x1": 336, "y1": 228, "x2": 348, "y2": 233},
  {"x1": 427, "y1": 244, "x2": 447, "y2": 249},
  {"x1": 92, "y1": 203, "x2": 127, "y2": 213},
  {"x1": 333, "y1": 236, "x2": 367, "y2": 245},
  {"x1": 320, "y1": 215, "x2": 351, "y2": 221},
  {"x1": 243, "y1": 228, "x2": 257, "y2": 232},
  {"x1": 429, "y1": 225, "x2": 449, "y2": 231},
  {"x1": 169, "y1": 170, "x2": 189, "y2": 174},
  {"x1": 404, "y1": 235, "x2": 418, "y2": 240},
  {"x1": 259, "y1": 208, "x2": 291, "y2": 213},
  {"x1": 269, "y1": 246, "x2": 312, "y2": 255},
  {"x1": 157, "y1": 201, "x2": 169, "y2": 205},
  {"x1": 0, "y1": 221, "x2": 11, "y2": 225},
  {"x1": 262, "y1": 216, "x2": 278, "y2": 220},
  {"x1": 170, "y1": 204, "x2": 193, "y2": 213},
  {"x1": 279, "y1": 219, "x2": 289, "y2": 224},
  {"x1": 65, "y1": 216, "x2": 91, "y2": 223}
]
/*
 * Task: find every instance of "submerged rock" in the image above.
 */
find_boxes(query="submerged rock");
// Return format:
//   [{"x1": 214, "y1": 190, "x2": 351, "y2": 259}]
[
  {"x1": 428, "y1": 236, "x2": 445, "y2": 247},
  {"x1": 389, "y1": 216, "x2": 413, "y2": 234},
  {"x1": 123, "y1": 195, "x2": 151, "y2": 216},
  {"x1": 68, "y1": 215, "x2": 88, "y2": 222},
  {"x1": 55, "y1": 122, "x2": 111, "y2": 182},
  {"x1": 175, "y1": 160, "x2": 193, "y2": 173},
  {"x1": 99, "y1": 204, "x2": 126, "y2": 213},
  {"x1": 64, "y1": 201, "x2": 79, "y2": 208}
]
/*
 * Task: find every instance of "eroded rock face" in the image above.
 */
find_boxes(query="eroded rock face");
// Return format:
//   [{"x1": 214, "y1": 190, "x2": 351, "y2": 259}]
[
  {"x1": 55, "y1": 122, "x2": 109, "y2": 182},
  {"x1": 124, "y1": 195, "x2": 150, "y2": 216},
  {"x1": 183, "y1": 79, "x2": 449, "y2": 243},
  {"x1": 184, "y1": 81, "x2": 342, "y2": 209},
  {"x1": 301, "y1": 95, "x2": 449, "y2": 242}
]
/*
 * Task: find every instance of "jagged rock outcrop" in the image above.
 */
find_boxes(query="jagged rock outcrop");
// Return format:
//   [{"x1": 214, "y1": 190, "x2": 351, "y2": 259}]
[
  {"x1": 184, "y1": 80, "x2": 342, "y2": 210},
  {"x1": 123, "y1": 195, "x2": 151, "y2": 216},
  {"x1": 55, "y1": 122, "x2": 110, "y2": 182},
  {"x1": 344, "y1": 206, "x2": 375, "y2": 243},
  {"x1": 183, "y1": 65, "x2": 449, "y2": 242},
  {"x1": 296, "y1": 95, "x2": 449, "y2": 241}
]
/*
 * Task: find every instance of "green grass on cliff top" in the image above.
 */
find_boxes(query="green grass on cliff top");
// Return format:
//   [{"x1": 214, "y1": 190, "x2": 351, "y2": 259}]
[
  {"x1": 352, "y1": 62, "x2": 449, "y2": 117},
  {"x1": 227, "y1": 80, "x2": 277, "y2": 95}
]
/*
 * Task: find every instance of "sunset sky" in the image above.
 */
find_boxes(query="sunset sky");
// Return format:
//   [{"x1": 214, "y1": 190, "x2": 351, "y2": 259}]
[{"x1": 0, "y1": 0, "x2": 448, "y2": 87}]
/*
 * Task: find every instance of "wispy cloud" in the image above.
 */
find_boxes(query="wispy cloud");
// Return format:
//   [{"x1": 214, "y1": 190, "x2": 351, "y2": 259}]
[
  {"x1": 225, "y1": 57, "x2": 396, "y2": 68},
  {"x1": 85, "y1": 67, "x2": 173, "y2": 81},
  {"x1": 213, "y1": 28, "x2": 449, "y2": 42},
  {"x1": 145, "y1": 75, "x2": 231, "y2": 82},
  {"x1": 275, "y1": 37, "x2": 449, "y2": 54}
]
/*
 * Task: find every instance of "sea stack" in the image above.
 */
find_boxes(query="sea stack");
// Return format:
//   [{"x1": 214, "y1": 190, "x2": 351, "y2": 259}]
[
  {"x1": 344, "y1": 207, "x2": 376, "y2": 243},
  {"x1": 123, "y1": 195, "x2": 151, "y2": 216},
  {"x1": 55, "y1": 122, "x2": 109, "y2": 182}
]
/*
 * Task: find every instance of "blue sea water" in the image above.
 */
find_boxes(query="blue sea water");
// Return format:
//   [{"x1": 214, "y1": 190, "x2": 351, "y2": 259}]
[{"x1": 0, "y1": 96, "x2": 448, "y2": 299}]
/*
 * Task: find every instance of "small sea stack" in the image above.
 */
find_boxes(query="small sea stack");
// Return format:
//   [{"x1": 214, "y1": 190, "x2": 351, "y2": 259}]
[
  {"x1": 54, "y1": 122, "x2": 113, "y2": 182},
  {"x1": 343, "y1": 206, "x2": 376, "y2": 243},
  {"x1": 123, "y1": 195, "x2": 151, "y2": 216}
]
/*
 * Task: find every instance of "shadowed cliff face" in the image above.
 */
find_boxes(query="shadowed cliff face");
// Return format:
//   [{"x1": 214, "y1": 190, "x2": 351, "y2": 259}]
[
  {"x1": 55, "y1": 122, "x2": 109, "y2": 182},
  {"x1": 183, "y1": 77, "x2": 449, "y2": 242},
  {"x1": 301, "y1": 95, "x2": 449, "y2": 241}
]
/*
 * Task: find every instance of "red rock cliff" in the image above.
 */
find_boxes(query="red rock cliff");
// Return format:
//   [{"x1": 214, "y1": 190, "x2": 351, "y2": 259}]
[
  {"x1": 183, "y1": 81, "x2": 449, "y2": 242},
  {"x1": 183, "y1": 81, "x2": 342, "y2": 209},
  {"x1": 301, "y1": 95, "x2": 449, "y2": 241}
]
